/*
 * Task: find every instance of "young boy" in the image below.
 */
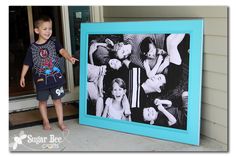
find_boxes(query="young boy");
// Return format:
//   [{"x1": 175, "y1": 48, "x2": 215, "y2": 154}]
[
  {"x1": 142, "y1": 92, "x2": 188, "y2": 129},
  {"x1": 20, "y1": 16, "x2": 78, "y2": 131},
  {"x1": 143, "y1": 99, "x2": 177, "y2": 126}
]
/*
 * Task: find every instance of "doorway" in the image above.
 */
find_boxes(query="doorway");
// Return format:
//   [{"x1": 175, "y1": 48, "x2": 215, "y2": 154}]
[
  {"x1": 9, "y1": 6, "x2": 65, "y2": 98},
  {"x1": 9, "y1": 6, "x2": 101, "y2": 112},
  {"x1": 9, "y1": 6, "x2": 33, "y2": 97}
]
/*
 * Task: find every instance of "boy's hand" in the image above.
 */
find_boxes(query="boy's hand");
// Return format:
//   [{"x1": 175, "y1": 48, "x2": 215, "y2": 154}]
[
  {"x1": 154, "y1": 98, "x2": 161, "y2": 106},
  {"x1": 20, "y1": 77, "x2": 25, "y2": 88},
  {"x1": 69, "y1": 57, "x2": 79, "y2": 64},
  {"x1": 157, "y1": 104, "x2": 165, "y2": 112},
  {"x1": 157, "y1": 54, "x2": 164, "y2": 63},
  {"x1": 157, "y1": 49, "x2": 167, "y2": 55}
]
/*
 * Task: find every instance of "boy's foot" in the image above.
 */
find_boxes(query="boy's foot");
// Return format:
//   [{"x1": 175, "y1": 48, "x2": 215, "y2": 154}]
[
  {"x1": 43, "y1": 122, "x2": 52, "y2": 130},
  {"x1": 58, "y1": 123, "x2": 68, "y2": 131}
]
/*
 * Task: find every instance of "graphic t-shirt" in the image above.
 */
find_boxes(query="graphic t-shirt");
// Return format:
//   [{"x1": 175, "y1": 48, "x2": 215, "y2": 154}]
[{"x1": 23, "y1": 37, "x2": 65, "y2": 91}]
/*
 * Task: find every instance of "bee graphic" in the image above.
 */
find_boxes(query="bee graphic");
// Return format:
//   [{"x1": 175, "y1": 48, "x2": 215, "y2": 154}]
[{"x1": 9, "y1": 131, "x2": 27, "y2": 150}]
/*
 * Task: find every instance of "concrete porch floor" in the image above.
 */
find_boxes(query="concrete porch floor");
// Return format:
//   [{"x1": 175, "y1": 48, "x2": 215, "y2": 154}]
[{"x1": 9, "y1": 119, "x2": 227, "y2": 152}]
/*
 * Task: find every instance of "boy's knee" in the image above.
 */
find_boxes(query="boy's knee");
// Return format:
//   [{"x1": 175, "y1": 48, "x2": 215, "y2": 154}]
[
  {"x1": 39, "y1": 101, "x2": 47, "y2": 106},
  {"x1": 53, "y1": 99, "x2": 62, "y2": 105}
]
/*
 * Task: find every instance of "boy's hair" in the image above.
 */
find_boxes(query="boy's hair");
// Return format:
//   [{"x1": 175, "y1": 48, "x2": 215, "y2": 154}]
[
  {"x1": 109, "y1": 78, "x2": 127, "y2": 100},
  {"x1": 112, "y1": 42, "x2": 131, "y2": 59},
  {"x1": 140, "y1": 37, "x2": 156, "y2": 56},
  {"x1": 111, "y1": 78, "x2": 126, "y2": 90},
  {"x1": 142, "y1": 107, "x2": 154, "y2": 124},
  {"x1": 34, "y1": 16, "x2": 52, "y2": 28},
  {"x1": 112, "y1": 42, "x2": 123, "y2": 58},
  {"x1": 113, "y1": 42, "x2": 123, "y2": 52}
]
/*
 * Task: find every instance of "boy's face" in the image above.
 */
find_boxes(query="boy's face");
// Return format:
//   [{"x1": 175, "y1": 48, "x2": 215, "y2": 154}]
[
  {"x1": 144, "y1": 74, "x2": 166, "y2": 93},
  {"x1": 109, "y1": 59, "x2": 122, "y2": 70},
  {"x1": 143, "y1": 107, "x2": 158, "y2": 122},
  {"x1": 116, "y1": 43, "x2": 132, "y2": 59},
  {"x1": 112, "y1": 82, "x2": 126, "y2": 101},
  {"x1": 146, "y1": 43, "x2": 156, "y2": 59},
  {"x1": 34, "y1": 21, "x2": 52, "y2": 41}
]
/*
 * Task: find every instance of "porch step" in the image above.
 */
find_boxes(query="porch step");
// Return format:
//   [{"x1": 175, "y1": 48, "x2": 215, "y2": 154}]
[{"x1": 9, "y1": 102, "x2": 78, "y2": 130}]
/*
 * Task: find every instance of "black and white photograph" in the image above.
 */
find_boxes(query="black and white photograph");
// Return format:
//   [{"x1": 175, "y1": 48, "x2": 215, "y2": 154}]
[{"x1": 86, "y1": 33, "x2": 190, "y2": 130}]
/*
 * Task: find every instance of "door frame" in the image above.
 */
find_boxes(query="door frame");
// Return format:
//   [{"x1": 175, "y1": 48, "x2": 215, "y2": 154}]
[{"x1": 9, "y1": 6, "x2": 103, "y2": 112}]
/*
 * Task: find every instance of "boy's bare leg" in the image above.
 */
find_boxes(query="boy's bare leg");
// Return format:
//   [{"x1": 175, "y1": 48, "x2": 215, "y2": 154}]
[
  {"x1": 38, "y1": 101, "x2": 51, "y2": 130},
  {"x1": 96, "y1": 97, "x2": 104, "y2": 116},
  {"x1": 122, "y1": 95, "x2": 131, "y2": 116},
  {"x1": 53, "y1": 99, "x2": 67, "y2": 131},
  {"x1": 167, "y1": 34, "x2": 185, "y2": 65}
]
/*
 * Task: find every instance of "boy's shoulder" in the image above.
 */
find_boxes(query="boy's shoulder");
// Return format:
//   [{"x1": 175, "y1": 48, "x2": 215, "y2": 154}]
[
  {"x1": 27, "y1": 37, "x2": 59, "y2": 53},
  {"x1": 105, "y1": 97, "x2": 113, "y2": 105},
  {"x1": 29, "y1": 37, "x2": 58, "y2": 47},
  {"x1": 33, "y1": 36, "x2": 57, "y2": 44},
  {"x1": 50, "y1": 36, "x2": 57, "y2": 42}
]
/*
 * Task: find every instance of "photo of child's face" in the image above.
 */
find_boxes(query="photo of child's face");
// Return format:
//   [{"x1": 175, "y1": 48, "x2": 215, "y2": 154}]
[
  {"x1": 109, "y1": 59, "x2": 122, "y2": 70},
  {"x1": 116, "y1": 43, "x2": 132, "y2": 59},
  {"x1": 144, "y1": 74, "x2": 166, "y2": 92},
  {"x1": 112, "y1": 82, "x2": 126, "y2": 101},
  {"x1": 146, "y1": 43, "x2": 156, "y2": 59},
  {"x1": 143, "y1": 107, "x2": 158, "y2": 122}
]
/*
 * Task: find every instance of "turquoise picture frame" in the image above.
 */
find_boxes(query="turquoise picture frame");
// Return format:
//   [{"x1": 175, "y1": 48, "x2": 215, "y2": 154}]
[{"x1": 79, "y1": 20, "x2": 203, "y2": 145}]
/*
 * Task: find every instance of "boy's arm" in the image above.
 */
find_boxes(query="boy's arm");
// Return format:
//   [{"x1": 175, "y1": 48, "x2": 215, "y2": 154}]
[
  {"x1": 102, "y1": 99, "x2": 109, "y2": 118},
  {"x1": 147, "y1": 55, "x2": 163, "y2": 78},
  {"x1": 122, "y1": 95, "x2": 131, "y2": 115},
  {"x1": 89, "y1": 43, "x2": 107, "y2": 65},
  {"x1": 59, "y1": 49, "x2": 78, "y2": 64},
  {"x1": 154, "y1": 98, "x2": 172, "y2": 108},
  {"x1": 158, "y1": 105, "x2": 177, "y2": 126},
  {"x1": 144, "y1": 55, "x2": 164, "y2": 79},
  {"x1": 143, "y1": 60, "x2": 151, "y2": 78},
  {"x1": 20, "y1": 65, "x2": 29, "y2": 88},
  {"x1": 157, "y1": 56, "x2": 170, "y2": 73},
  {"x1": 97, "y1": 66, "x2": 106, "y2": 97}
]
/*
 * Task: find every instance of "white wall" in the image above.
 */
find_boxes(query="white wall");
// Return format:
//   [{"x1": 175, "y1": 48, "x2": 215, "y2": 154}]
[{"x1": 103, "y1": 6, "x2": 228, "y2": 144}]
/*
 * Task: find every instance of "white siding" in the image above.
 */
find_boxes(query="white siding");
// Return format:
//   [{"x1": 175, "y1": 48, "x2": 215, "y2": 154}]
[
  {"x1": 103, "y1": 6, "x2": 227, "y2": 18},
  {"x1": 103, "y1": 6, "x2": 228, "y2": 144}
]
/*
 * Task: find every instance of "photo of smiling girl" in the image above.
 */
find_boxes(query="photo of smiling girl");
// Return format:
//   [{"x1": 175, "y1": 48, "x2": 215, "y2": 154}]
[{"x1": 102, "y1": 78, "x2": 131, "y2": 121}]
